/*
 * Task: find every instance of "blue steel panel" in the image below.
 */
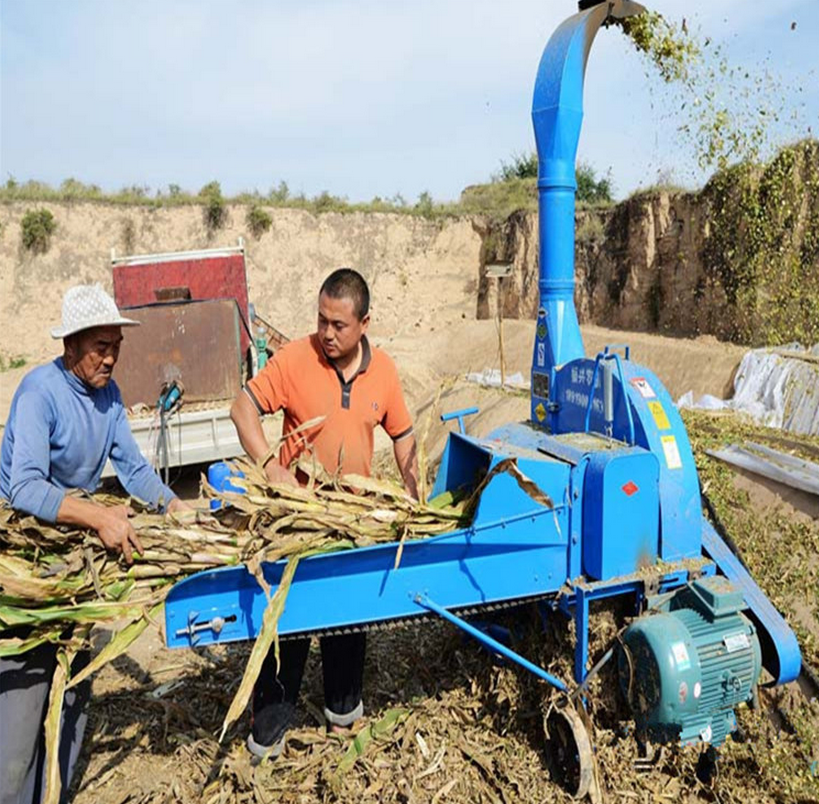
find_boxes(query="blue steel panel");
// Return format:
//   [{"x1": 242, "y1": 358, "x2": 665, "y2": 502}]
[
  {"x1": 553, "y1": 357, "x2": 702, "y2": 562},
  {"x1": 166, "y1": 436, "x2": 572, "y2": 650},
  {"x1": 472, "y1": 451, "x2": 569, "y2": 528},
  {"x1": 582, "y1": 449, "x2": 659, "y2": 580},
  {"x1": 430, "y1": 432, "x2": 491, "y2": 500},
  {"x1": 484, "y1": 422, "x2": 559, "y2": 455},
  {"x1": 568, "y1": 459, "x2": 586, "y2": 581}
]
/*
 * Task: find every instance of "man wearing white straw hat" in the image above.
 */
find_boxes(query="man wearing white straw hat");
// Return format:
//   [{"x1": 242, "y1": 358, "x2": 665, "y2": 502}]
[{"x1": 0, "y1": 283, "x2": 187, "y2": 804}]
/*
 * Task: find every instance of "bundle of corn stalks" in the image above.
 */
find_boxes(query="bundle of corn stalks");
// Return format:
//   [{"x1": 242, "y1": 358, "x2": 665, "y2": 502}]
[{"x1": 0, "y1": 458, "x2": 473, "y2": 648}]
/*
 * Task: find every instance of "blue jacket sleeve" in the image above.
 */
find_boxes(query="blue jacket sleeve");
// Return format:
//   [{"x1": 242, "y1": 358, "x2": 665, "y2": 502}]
[
  {"x1": 7, "y1": 391, "x2": 65, "y2": 522},
  {"x1": 109, "y1": 401, "x2": 177, "y2": 511}
]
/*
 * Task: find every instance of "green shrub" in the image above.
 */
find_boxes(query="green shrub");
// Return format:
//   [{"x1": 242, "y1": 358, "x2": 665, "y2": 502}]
[
  {"x1": 119, "y1": 184, "x2": 150, "y2": 199},
  {"x1": 494, "y1": 153, "x2": 612, "y2": 205},
  {"x1": 313, "y1": 191, "x2": 344, "y2": 213},
  {"x1": 200, "y1": 180, "x2": 226, "y2": 231},
  {"x1": 268, "y1": 181, "x2": 290, "y2": 203},
  {"x1": 459, "y1": 177, "x2": 537, "y2": 219},
  {"x1": 497, "y1": 152, "x2": 538, "y2": 181},
  {"x1": 60, "y1": 177, "x2": 102, "y2": 199},
  {"x1": 576, "y1": 161, "x2": 613, "y2": 204},
  {"x1": 414, "y1": 191, "x2": 434, "y2": 217},
  {"x1": 246, "y1": 204, "x2": 272, "y2": 238},
  {"x1": 0, "y1": 355, "x2": 27, "y2": 372},
  {"x1": 21, "y1": 208, "x2": 57, "y2": 253}
]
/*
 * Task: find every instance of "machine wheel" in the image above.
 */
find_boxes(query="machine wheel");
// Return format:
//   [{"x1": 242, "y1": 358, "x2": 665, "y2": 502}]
[{"x1": 544, "y1": 701, "x2": 595, "y2": 799}]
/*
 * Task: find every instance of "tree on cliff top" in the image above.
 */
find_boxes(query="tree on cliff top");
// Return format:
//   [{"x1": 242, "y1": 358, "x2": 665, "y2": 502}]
[{"x1": 496, "y1": 152, "x2": 613, "y2": 204}]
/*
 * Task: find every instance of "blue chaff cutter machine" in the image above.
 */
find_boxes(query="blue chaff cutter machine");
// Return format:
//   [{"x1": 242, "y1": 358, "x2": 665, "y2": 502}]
[{"x1": 165, "y1": 0, "x2": 801, "y2": 784}]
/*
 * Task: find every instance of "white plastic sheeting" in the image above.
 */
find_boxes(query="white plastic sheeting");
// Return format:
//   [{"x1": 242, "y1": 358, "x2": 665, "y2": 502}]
[
  {"x1": 678, "y1": 343, "x2": 819, "y2": 436},
  {"x1": 465, "y1": 369, "x2": 529, "y2": 390}
]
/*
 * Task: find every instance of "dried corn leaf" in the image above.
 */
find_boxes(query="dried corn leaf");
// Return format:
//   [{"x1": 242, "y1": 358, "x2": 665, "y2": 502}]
[
  {"x1": 219, "y1": 557, "x2": 300, "y2": 742},
  {"x1": 67, "y1": 602, "x2": 163, "y2": 689},
  {"x1": 43, "y1": 643, "x2": 73, "y2": 804}
]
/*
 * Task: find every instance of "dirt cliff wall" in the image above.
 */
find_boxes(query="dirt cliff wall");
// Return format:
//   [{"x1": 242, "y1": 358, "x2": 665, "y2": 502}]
[
  {"x1": 478, "y1": 140, "x2": 819, "y2": 347},
  {"x1": 0, "y1": 204, "x2": 482, "y2": 365},
  {"x1": 3, "y1": 141, "x2": 816, "y2": 367}
]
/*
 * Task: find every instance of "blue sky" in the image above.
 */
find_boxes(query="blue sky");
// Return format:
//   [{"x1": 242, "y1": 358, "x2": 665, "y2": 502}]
[{"x1": 1, "y1": 0, "x2": 816, "y2": 202}]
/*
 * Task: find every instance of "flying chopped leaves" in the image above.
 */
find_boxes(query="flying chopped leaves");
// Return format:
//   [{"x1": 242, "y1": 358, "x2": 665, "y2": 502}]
[{"x1": 617, "y1": 9, "x2": 810, "y2": 174}]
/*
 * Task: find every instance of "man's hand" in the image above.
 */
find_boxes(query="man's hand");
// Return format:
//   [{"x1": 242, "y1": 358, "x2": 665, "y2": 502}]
[
  {"x1": 167, "y1": 497, "x2": 193, "y2": 514},
  {"x1": 57, "y1": 496, "x2": 144, "y2": 563},
  {"x1": 94, "y1": 506, "x2": 144, "y2": 564},
  {"x1": 109, "y1": 503, "x2": 136, "y2": 521},
  {"x1": 265, "y1": 461, "x2": 299, "y2": 487}
]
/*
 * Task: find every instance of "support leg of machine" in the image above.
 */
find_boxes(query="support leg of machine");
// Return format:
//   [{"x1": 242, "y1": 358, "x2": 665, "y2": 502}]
[{"x1": 574, "y1": 586, "x2": 589, "y2": 685}]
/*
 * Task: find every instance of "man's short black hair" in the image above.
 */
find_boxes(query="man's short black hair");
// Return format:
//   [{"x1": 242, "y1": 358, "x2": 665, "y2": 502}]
[{"x1": 319, "y1": 268, "x2": 370, "y2": 320}]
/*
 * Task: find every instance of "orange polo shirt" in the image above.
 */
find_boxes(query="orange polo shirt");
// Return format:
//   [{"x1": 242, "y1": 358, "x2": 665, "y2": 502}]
[{"x1": 245, "y1": 334, "x2": 413, "y2": 477}]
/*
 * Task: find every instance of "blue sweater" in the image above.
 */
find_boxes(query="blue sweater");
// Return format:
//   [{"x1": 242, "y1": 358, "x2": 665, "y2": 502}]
[{"x1": 0, "y1": 358, "x2": 176, "y2": 521}]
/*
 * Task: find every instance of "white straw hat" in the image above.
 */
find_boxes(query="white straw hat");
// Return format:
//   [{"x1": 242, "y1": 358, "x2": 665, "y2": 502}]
[{"x1": 51, "y1": 283, "x2": 140, "y2": 339}]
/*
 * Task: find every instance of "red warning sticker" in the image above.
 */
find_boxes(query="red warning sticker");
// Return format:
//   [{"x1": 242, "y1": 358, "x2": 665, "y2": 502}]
[
  {"x1": 630, "y1": 377, "x2": 656, "y2": 399},
  {"x1": 622, "y1": 481, "x2": 639, "y2": 496}
]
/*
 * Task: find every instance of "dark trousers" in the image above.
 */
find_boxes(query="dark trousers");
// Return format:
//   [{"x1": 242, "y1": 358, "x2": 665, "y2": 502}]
[
  {"x1": 0, "y1": 643, "x2": 91, "y2": 804},
  {"x1": 252, "y1": 633, "x2": 366, "y2": 739}
]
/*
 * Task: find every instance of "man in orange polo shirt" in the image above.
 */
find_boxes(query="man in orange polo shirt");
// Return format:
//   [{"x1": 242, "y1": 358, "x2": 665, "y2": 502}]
[{"x1": 230, "y1": 268, "x2": 419, "y2": 758}]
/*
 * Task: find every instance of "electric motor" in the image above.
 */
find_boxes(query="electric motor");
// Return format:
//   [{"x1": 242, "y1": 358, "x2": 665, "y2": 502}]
[{"x1": 618, "y1": 576, "x2": 762, "y2": 746}]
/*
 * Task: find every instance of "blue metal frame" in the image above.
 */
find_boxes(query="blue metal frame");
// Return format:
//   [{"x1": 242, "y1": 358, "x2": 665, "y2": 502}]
[
  {"x1": 440, "y1": 407, "x2": 479, "y2": 436},
  {"x1": 530, "y1": 0, "x2": 645, "y2": 422}
]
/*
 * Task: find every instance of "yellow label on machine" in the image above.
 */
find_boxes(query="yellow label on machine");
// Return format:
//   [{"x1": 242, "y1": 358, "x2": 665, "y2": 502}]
[
  {"x1": 661, "y1": 435, "x2": 683, "y2": 470},
  {"x1": 648, "y1": 400, "x2": 671, "y2": 431},
  {"x1": 534, "y1": 402, "x2": 547, "y2": 423}
]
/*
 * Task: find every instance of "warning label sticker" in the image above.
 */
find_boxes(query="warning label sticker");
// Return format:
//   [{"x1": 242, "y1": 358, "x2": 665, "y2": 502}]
[
  {"x1": 661, "y1": 435, "x2": 683, "y2": 470},
  {"x1": 534, "y1": 402, "x2": 547, "y2": 423},
  {"x1": 630, "y1": 377, "x2": 656, "y2": 399},
  {"x1": 648, "y1": 400, "x2": 671, "y2": 431},
  {"x1": 672, "y1": 641, "x2": 691, "y2": 670}
]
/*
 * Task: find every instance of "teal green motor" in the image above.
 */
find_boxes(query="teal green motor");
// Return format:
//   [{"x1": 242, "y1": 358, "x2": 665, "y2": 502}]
[{"x1": 618, "y1": 576, "x2": 762, "y2": 746}]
